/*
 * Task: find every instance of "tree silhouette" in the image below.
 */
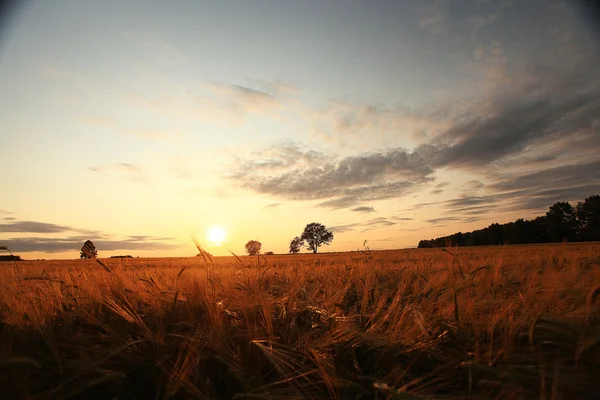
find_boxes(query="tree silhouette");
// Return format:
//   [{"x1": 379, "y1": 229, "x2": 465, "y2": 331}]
[
  {"x1": 80, "y1": 240, "x2": 98, "y2": 259},
  {"x1": 244, "y1": 240, "x2": 262, "y2": 256},
  {"x1": 300, "y1": 223, "x2": 333, "y2": 254},
  {"x1": 289, "y1": 236, "x2": 303, "y2": 254},
  {"x1": 576, "y1": 195, "x2": 600, "y2": 241},
  {"x1": 546, "y1": 202, "x2": 579, "y2": 242}
]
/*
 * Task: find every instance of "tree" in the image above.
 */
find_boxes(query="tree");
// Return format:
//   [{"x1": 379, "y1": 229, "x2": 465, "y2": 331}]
[
  {"x1": 300, "y1": 223, "x2": 333, "y2": 253},
  {"x1": 244, "y1": 240, "x2": 262, "y2": 256},
  {"x1": 289, "y1": 236, "x2": 304, "y2": 254},
  {"x1": 576, "y1": 195, "x2": 600, "y2": 241},
  {"x1": 545, "y1": 202, "x2": 579, "y2": 242},
  {"x1": 80, "y1": 240, "x2": 98, "y2": 259}
]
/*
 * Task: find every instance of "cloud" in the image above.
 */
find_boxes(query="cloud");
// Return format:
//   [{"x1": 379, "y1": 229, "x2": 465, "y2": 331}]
[
  {"x1": 311, "y1": 101, "x2": 449, "y2": 147},
  {"x1": 489, "y1": 160, "x2": 600, "y2": 210},
  {"x1": 364, "y1": 217, "x2": 396, "y2": 227},
  {"x1": 264, "y1": 203, "x2": 280, "y2": 209},
  {"x1": 88, "y1": 163, "x2": 152, "y2": 186},
  {"x1": 426, "y1": 216, "x2": 483, "y2": 226},
  {"x1": 426, "y1": 216, "x2": 461, "y2": 225},
  {"x1": 0, "y1": 210, "x2": 16, "y2": 221},
  {"x1": 203, "y1": 82, "x2": 282, "y2": 117},
  {"x1": 0, "y1": 221, "x2": 73, "y2": 233},
  {"x1": 0, "y1": 236, "x2": 178, "y2": 254},
  {"x1": 224, "y1": 7, "x2": 600, "y2": 225},
  {"x1": 470, "y1": 13, "x2": 498, "y2": 30},
  {"x1": 230, "y1": 144, "x2": 434, "y2": 209},
  {"x1": 328, "y1": 224, "x2": 356, "y2": 233},
  {"x1": 329, "y1": 216, "x2": 412, "y2": 234},
  {"x1": 351, "y1": 206, "x2": 376, "y2": 213},
  {"x1": 463, "y1": 180, "x2": 484, "y2": 191},
  {"x1": 428, "y1": 88, "x2": 600, "y2": 169},
  {"x1": 418, "y1": 0, "x2": 449, "y2": 34},
  {"x1": 0, "y1": 219, "x2": 100, "y2": 236}
]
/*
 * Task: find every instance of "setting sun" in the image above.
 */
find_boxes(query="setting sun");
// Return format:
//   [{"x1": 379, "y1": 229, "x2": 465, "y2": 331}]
[{"x1": 206, "y1": 226, "x2": 227, "y2": 245}]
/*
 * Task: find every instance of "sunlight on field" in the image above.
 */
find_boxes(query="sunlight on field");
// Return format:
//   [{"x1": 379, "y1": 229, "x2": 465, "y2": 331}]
[{"x1": 1, "y1": 243, "x2": 599, "y2": 399}]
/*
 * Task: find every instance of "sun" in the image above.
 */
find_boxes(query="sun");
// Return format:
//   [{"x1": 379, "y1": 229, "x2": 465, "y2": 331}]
[{"x1": 206, "y1": 226, "x2": 227, "y2": 245}]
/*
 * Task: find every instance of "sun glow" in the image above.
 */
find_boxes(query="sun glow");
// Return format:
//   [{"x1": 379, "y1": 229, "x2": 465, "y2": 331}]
[{"x1": 207, "y1": 226, "x2": 227, "y2": 245}]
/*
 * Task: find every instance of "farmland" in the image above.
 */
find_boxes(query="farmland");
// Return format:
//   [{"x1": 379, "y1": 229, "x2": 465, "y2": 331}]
[{"x1": 1, "y1": 243, "x2": 600, "y2": 399}]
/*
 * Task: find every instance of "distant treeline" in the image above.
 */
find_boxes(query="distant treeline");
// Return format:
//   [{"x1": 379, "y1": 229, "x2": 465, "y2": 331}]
[
  {"x1": 0, "y1": 255, "x2": 22, "y2": 262},
  {"x1": 419, "y1": 195, "x2": 600, "y2": 248}
]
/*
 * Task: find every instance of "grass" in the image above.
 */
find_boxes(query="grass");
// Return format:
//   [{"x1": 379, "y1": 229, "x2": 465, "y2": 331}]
[{"x1": 1, "y1": 243, "x2": 600, "y2": 399}]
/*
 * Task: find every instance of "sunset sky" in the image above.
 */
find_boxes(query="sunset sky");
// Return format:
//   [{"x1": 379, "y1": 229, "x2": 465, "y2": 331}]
[{"x1": 1, "y1": 0, "x2": 599, "y2": 259}]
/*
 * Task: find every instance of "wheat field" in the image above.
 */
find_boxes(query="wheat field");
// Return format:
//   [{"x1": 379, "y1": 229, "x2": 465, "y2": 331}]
[{"x1": 1, "y1": 243, "x2": 599, "y2": 399}]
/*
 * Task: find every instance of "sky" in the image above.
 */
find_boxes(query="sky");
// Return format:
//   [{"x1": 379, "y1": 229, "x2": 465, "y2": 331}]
[{"x1": 1, "y1": 0, "x2": 599, "y2": 259}]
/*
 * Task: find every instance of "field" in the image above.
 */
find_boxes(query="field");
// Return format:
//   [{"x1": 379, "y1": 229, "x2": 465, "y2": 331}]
[{"x1": 1, "y1": 244, "x2": 600, "y2": 399}]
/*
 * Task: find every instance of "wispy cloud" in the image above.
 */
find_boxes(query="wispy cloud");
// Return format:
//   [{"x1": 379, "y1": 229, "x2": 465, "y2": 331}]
[
  {"x1": 351, "y1": 206, "x2": 376, "y2": 213},
  {"x1": 329, "y1": 216, "x2": 413, "y2": 234},
  {"x1": 470, "y1": 13, "x2": 498, "y2": 30},
  {"x1": 203, "y1": 82, "x2": 281, "y2": 117},
  {"x1": 88, "y1": 163, "x2": 152, "y2": 186},
  {"x1": 418, "y1": 0, "x2": 449, "y2": 34}
]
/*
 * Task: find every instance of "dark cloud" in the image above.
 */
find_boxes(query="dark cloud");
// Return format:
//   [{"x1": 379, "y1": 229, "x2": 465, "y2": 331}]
[
  {"x1": 264, "y1": 203, "x2": 280, "y2": 209},
  {"x1": 227, "y1": 31, "x2": 600, "y2": 221},
  {"x1": 427, "y1": 89, "x2": 600, "y2": 169},
  {"x1": 492, "y1": 160, "x2": 600, "y2": 193},
  {"x1": 426, "y1": 216, "x2": 483, "y2": 226},
  {"x1": 2, "y1": 217, "x2": 16, "y2": 221},
  {"x1": 0, "y1": 220, "x2": 73, "y2": 233},
  {"x1": 351, "y1": 206, "x2": 376, "y2": 213},
  {"x1": 0, "y1": 236, "x2": 178, "y2": 254},
  {"x1": 0, "y1": 219, "x2": 100, "y2": 236},
  {"x1": 231, "y1": 146, "x2": 434, "y2": 209}
]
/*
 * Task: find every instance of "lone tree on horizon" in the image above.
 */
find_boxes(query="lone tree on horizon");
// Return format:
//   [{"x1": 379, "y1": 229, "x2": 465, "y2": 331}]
[
  {"x1": 300, "y1": 222, "x2": 333, "y2": 253},
  {"x1": 80, "y1": 240, "x2": 98, "y2": 259},
  {"x1": 289, "y1": 236, "x2": 303, "y2": 254},
  {"x1": 244, "y1": 240, "x2": 262, "y2": 256}
]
